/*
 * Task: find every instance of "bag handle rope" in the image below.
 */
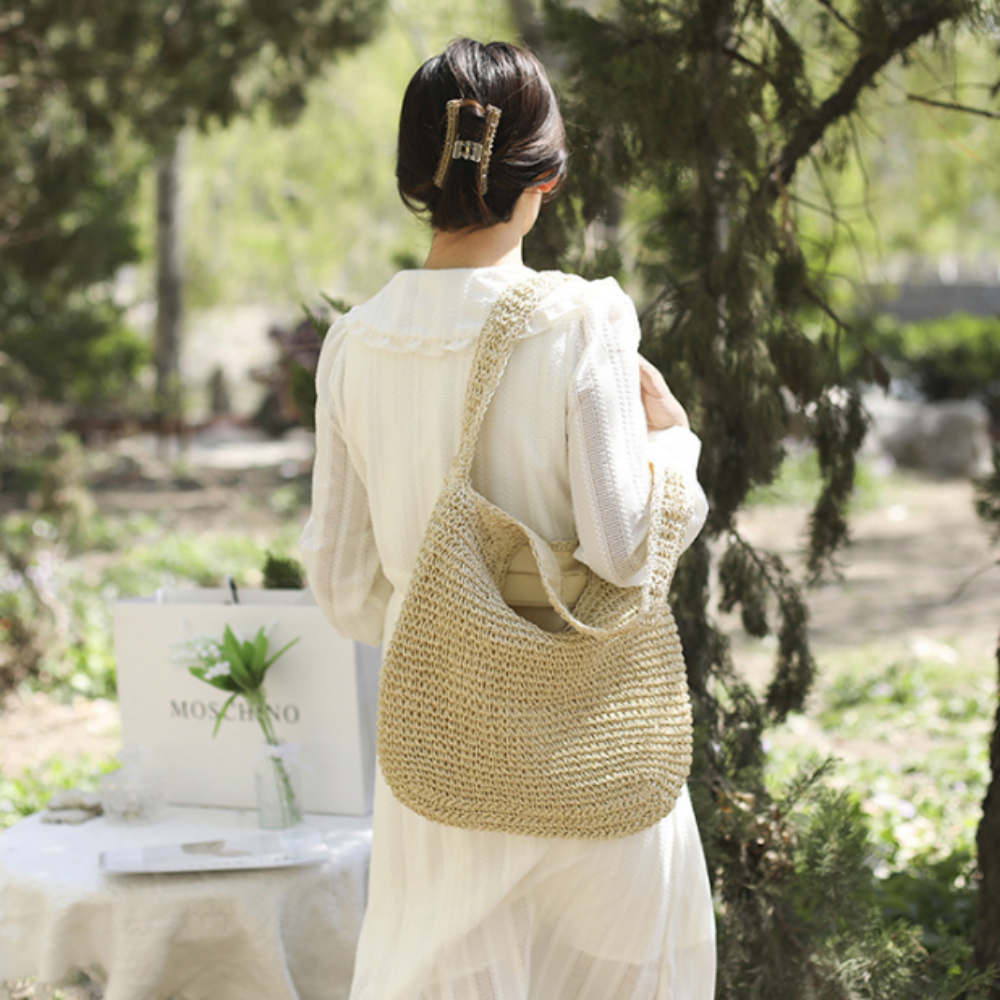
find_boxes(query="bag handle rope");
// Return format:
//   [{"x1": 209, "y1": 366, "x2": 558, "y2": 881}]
[{"x1": 449, "y1": 273, "x2": 565, "y2": 482}]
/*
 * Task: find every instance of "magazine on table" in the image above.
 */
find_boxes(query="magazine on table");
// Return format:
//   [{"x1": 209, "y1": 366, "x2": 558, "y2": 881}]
[{"x1": 99, "y1": 827, "x2": 329, "y2": 874}]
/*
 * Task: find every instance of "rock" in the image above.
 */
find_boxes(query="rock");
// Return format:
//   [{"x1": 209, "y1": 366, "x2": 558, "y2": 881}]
[
  {"x1": 48, "y1": 788, "x2": 103, "y2": 813},
  {"x1": 864, "y1": 393, "x2": 992, "y2": 478},
  {"x1": 40, "y1": 808, "x2": 98, "y2": 825}
]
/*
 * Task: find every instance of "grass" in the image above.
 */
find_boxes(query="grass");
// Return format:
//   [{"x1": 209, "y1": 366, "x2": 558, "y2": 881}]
[
  {"x1": 760, "y1": 638, "x2": 994, "y2": 950},
  {"x1": 746, "y1": 445, "x2": 901, "y2": 512}
]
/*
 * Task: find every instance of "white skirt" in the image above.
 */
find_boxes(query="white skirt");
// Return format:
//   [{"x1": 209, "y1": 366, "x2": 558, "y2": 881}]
[{"x1": 349, "y1": 772, "x2": 716, "y2": 1000}]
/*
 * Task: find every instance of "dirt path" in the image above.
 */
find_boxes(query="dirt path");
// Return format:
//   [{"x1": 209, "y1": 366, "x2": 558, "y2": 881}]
[
  {"x1": 738, "y1": 475, "x2": 998, "y2": 660},
  {"x1": 1, "y1": 455, "x2": 997, "y2": 782}
]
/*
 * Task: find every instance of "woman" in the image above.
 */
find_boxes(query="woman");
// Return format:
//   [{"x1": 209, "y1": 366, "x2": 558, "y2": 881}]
[{"x1": 301, "y1": 38, "x2": 716, "y2": 1000}]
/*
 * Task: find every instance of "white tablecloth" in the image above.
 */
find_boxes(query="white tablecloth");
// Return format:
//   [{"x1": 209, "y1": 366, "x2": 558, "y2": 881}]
[{"x1": 0, "y1": 807, "x2": 371, "y2": 1000}]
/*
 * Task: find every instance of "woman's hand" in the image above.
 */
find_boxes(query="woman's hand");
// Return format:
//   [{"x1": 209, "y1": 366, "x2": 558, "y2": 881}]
[{"x1": 638, "y1": 355, "x2": 689, "y2": 432}]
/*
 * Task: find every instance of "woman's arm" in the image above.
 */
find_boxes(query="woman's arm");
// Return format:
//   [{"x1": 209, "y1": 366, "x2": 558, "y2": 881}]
[
  {"x1": 639, "y1": 354, "x2": 708, "y2": 553},
  {"x1": 300, "y1": 332, "x2": 392, "y2": 647},
  {"x1": 568, "y1": 280, "x2": 707, "y2": 587}
]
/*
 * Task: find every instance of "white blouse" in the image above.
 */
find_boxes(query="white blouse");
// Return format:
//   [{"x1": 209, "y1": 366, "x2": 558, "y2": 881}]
[{"x1": 300, "y1": 265, "x2": 707, "y2": 647}]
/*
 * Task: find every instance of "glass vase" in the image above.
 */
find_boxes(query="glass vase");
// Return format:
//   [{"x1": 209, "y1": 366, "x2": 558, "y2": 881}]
[
  {"x1": 255, "y1": 742, "x2": 304, "y2": 829},
  {"x1": 100, "y1": 746, "x2": 167, "y2": 825}
]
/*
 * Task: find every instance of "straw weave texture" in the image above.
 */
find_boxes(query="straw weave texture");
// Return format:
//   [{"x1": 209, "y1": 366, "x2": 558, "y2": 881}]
[{"x1": 378, "y1": 273, "x2": 694, "y2": 839}]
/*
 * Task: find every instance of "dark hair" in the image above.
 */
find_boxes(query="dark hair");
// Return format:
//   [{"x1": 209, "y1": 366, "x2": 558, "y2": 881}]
[{"x1": 396, "y1": 39, "x2": 568, "y2": 232}]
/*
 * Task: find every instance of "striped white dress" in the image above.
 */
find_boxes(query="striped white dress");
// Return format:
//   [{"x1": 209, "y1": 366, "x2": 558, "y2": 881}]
[{"x1": 301, "y1": 266, "x2": 716, "y2": 1000}]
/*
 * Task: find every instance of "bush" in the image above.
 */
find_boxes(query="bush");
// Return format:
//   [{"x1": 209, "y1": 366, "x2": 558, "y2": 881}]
[
  {"x1": 850, "y1": 313, "x2": 1000, "y2": 425},
  {"x1": 0, "y1": 276, "x2": 151, "y2": 413},
  {"x1": 709, "y1": 760, "x2": 996, "y2": 998}
]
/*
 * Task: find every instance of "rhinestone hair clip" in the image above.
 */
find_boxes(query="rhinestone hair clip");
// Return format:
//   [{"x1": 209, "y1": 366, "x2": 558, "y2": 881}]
[{"x1": 433, "y1": 99, "x2": 503, "y2": 195}]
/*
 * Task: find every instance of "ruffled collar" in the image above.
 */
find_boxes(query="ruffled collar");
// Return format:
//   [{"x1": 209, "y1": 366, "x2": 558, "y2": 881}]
[{"x1": 334, "y1": 266, "x2": 584, "y2": 355}]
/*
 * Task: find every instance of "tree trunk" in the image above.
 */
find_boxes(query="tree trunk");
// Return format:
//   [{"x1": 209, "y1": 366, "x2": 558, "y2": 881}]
[
  {"x1": 975, "y1": 630, "x2": 1000, "y2": 993},
  {"x1": 154, "y1": 135, "x2": 184, "y2": 442}
]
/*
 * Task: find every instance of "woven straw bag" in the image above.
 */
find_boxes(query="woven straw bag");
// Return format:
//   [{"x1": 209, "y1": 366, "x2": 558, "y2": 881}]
[{"x1": 377, "y1": 272, "x2": 695, "y2": 840}]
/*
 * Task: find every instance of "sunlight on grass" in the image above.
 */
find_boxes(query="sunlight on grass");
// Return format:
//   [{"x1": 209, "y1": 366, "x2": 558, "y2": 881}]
[
  {"x1": 747, "y1": 446, "x2": 901, "y2": 512},
  {"x1": 764, "y1": 641, "x2": 994, "y2": 873}
]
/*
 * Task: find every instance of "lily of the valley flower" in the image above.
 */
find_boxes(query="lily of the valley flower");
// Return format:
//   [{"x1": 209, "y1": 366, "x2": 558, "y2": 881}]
[
  {"x1": 172, "y1": 625, "x2": 299, "y2": 738},
  {"x1": 203, "y1": 661, "x2": 232, "y2": 681}
]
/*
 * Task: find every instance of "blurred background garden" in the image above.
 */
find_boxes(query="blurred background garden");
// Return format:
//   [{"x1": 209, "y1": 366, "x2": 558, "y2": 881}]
[{"x1": 2, "y1": 1, "x2": 1000, "y2": 997}]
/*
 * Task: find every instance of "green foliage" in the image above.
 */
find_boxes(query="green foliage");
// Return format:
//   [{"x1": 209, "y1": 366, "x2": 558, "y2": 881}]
[
  {"x1": 795, "y1": 32, "x2": 1000, "y2": 286},
  {"x1": 0, "y1": 754, "x2": 116, "y2": 830},
  {"x1": 289, "y1": 362, "x2": 319, "y2": 432},
  {"x1": 762, "y1": 637, "x2": 996, "y2": 993},
  {"x1": 280, "y1": 296, "x2": 347, "y2": 432},
  {"x1": 711, "y1": 761, "x2": 995, "y2": 998},
  {"x1": 0, "y1": 543, "x2": 53, "y2": 695},
  {"x1": 262, "y1": 552, "x2": 306, "y2": 590},
  {"x1": 2, "y1": 1, "x2": 386, "y2": 149},
  {"x1": 0, "y1": 86, "x2": 148, "y2": 407},
  {"x1": 0, "y1": 379, "x2": 99, "y2": 693},
  {"x1": 847, "y1": 312, "x2": 1000, "y2": 423},
  {"x1": 875, "y1": 849, "x2": 978, "y2": 950},
  {"x1": 1, "y1": 496, "x2": 296, "y2": 701},
  {"x1": 177, "y1": 625, "x2": 299, "y2": 736},
  {"x1": 779, "y1": 640, "x2": 990, "y2": 809},
  {"x1": 975, "y1": 448, "x2": 1000, "y2": 544},
  {"x1": 0, "y1": 0, "x2": 386, "y2": 407}
]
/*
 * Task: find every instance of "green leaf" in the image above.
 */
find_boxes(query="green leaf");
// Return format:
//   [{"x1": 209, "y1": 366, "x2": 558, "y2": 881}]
[
  {"x1": 262, "y1": 635, "x2": 300, "y2": 671},
  {"x1": 221, "y1": 626, "x2": 254, "y2": 690},
  {"x1": 189, "y1": 665, "x2": 241, "y2": 694},
  {"x1": 212, "y1": 692, "x2": 239, "y2": 738},
  {"x1": 249, "y1": 627, "x2": 270, "y2": 682},
  {"x1": 221, "y1": 625, "x2": 243, "y2": 662}
]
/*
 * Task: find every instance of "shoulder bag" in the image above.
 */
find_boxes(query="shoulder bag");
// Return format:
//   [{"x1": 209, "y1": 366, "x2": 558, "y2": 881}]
[{"x1": 377, "y1": 272, "x2": 695, "y2": 839}]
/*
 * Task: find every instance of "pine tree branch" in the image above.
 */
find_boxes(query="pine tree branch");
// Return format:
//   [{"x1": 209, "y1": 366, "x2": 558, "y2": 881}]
[
  {"x1": 757, "y1": 2, "x2": 963, "y2": 203},
  {"x1": 721, "y1": 44, "x2": 763, "y2": 73},
  {"x1": 0, "y1": 221, "x2": 58, "y2": 251},
  {"x1": 812, "y1": 0, "x2": 860, "y2": 36},
  {"x1": 726, "y1": 528, "x2": 793, "y2": 614},
  {"x1": 802, "y1": 287, "x2": 853, "y2": 333},
  {"x1": 947, "y1": 559, "x2": 1000, "y2": 604},
  {"x1": 907, "y1": 92, "x2": 1000, "y2": 120}
]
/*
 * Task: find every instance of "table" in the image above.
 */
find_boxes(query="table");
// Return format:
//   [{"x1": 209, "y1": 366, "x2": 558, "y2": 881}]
[{"x1": 0, "y1": 807, "x2": 372, "y2": 1000}]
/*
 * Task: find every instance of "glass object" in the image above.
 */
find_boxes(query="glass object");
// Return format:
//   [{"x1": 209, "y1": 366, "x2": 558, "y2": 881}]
[
  {"x1": 255, "y1": 743, "x2": 304, "y2": 829},
  {"x1": 101, "y1": 747, "x2": 166, "y2": 824}
]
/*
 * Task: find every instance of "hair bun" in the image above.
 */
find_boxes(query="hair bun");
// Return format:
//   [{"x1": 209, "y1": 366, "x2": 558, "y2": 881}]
[{"x1": 396, "y1": 39, "x2": 568, "y2": 232}]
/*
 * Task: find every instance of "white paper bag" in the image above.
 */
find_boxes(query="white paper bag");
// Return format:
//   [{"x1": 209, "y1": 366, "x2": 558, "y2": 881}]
[{"x1": 113, "y1": 589, "x2": 379, "y2": 815}]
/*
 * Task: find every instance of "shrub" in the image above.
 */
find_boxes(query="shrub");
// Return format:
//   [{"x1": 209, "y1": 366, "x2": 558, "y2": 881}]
[{"x1": 850, "y1": 313, "x2": 1000, "y2": 425}]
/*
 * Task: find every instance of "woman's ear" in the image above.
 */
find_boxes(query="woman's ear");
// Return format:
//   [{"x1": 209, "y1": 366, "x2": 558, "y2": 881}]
[{"x1": 535, "y1": 177, "x2": 559, "y2": 194}]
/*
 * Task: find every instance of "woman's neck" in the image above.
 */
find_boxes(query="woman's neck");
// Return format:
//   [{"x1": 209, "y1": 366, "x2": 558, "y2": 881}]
[
  {"x1": 423, "y1": 190, "x2": 539, "y2": 270},
  {"x1": 423, "y1": 223, "x2": 524, "y2": 270}
]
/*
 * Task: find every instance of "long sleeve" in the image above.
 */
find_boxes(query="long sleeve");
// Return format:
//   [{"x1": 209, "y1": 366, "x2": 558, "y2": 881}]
[
  {"x1": 567, "y1": 280, "x2": 707, "y2": 587},
  {"x1": 300, "y1": 328, "x2": 392, "y2": 647},
  {"x1": 648, "y1": 425, "x2": 710, "y2": 555}
]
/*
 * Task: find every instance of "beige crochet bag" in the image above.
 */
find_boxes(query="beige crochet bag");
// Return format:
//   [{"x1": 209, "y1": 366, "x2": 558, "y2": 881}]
[{"x1": 377, "y1": 272, "x2": 695, "y2": 840}]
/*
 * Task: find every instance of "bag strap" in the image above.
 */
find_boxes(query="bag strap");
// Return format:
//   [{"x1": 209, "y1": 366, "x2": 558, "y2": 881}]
[
  {"x1": 450, "y1": 272, "x2": 567, "y2": 483},
  {"x1": 519, "y1": 463, "x2": 692, "y2": 636}
]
